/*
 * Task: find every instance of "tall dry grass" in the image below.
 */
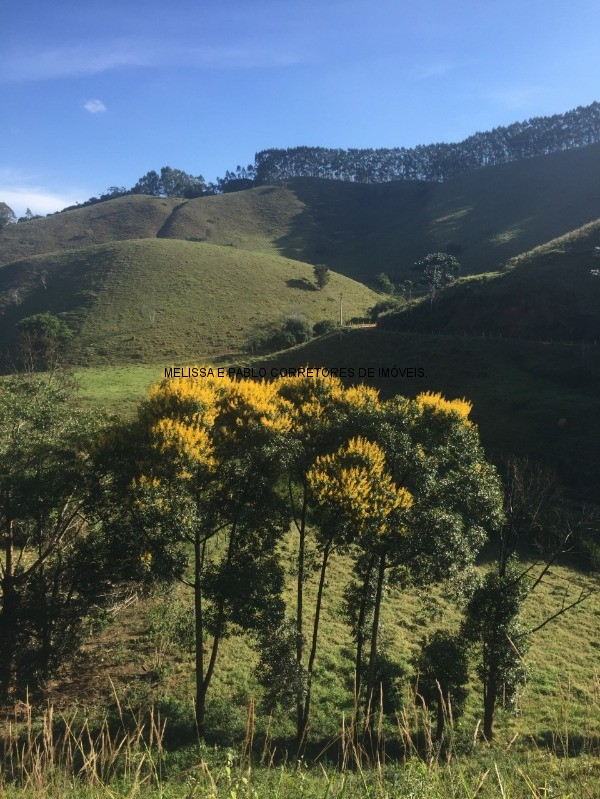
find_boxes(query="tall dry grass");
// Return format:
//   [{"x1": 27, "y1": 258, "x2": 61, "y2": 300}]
[{"x1": 1, "y1": 676, "x2": 599, "y2": 798}]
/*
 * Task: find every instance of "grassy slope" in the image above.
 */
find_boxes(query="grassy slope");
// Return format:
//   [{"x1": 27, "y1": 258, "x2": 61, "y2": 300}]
[
  {"x1": 158, "y1": 178, "x2": 433, "y2": 281},
  {"x1": 157, "y1": 185, "x2": 310, "y2": 253},
  {"x1": 0, "y1": 238, "x2": 378, "y2": 366},
  {"x1": 49, "y1": 530, "x2": 600, "y2": 750},
  {"x1": 380, "y1": 217, "x2": 600, "y2": 341},
  {"x1": 425, "y1": 140, "x2": 600, "y2": 274},
  {"x1": 0, "y1": 195, "x2": 180, "y2": 265},
  {"x1": 2, "y1": 141, "x2": 600, "y2": 285}
]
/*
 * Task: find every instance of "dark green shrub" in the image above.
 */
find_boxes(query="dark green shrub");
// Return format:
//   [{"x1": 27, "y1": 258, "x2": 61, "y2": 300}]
[{"x1": 313, "y1": 319, "x2": 337, "y2": 336}]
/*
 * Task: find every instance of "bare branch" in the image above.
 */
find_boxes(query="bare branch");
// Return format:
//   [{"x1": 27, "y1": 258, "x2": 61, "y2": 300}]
[{"x1": 519, "y1": 589, "x2": 594, "y2": 639}]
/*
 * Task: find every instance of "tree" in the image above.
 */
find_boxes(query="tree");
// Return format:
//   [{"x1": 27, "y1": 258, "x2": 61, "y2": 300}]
[
  {"x1": 283, "y1": 315, "x2": 312, "y2": 343},
  {"x1": 461, "y1": 455, "x2": 595, "y2": 740},
  {"x1": 413, "y1": 631, "x2": 470, "y2": 740},
  {"x1": 461, "y1": 564, "x2": 528, "y2": 741},
  {"x1": 131, "y1": 167, "x2": 207, "y2": 198},
  {"x1": 96, "y1": 374, "x2": 290, "y2": 736},
  {"x1": 15, "y1": 313, "x2": 73, "y2": 370},
  {"x1": 264, "y1": 374, "x2": 383, "y2": 747},
  {"x1": 339, "y1": 392, "x2": 504, "y2": 732},
  {"x1": 368, "y1": 299, "x2": 400, "y2": 322},
  {"x1": 0, "y1": 373, "x2": 106, "y2": 701},
  {"x1": 313, "y1": 263, "x2": 330, "y2": 290},
  {"x1": 132, "y1": 170, "x2": 162, "y2": 196},
  {"x1": 17, "y1": 208, "x2": 42, "y2": 223},
  {"x1": 313, "y1": 319, "x2": 337, "y2": 336},
  {"x1": 0, "y1": 202, "x2": 16, "y2": 229},
  {"x1": 217, "y1": 164, "x2": 255, "y2": 193},
  {"x1": 306, "y1": 387, "x2": 503, "y2": 740},
  {"x1": 413, "y1": 253, "x2": 460, "y2": 307},
  {"x1": 375, "y1": 272, "x2": 394, "y2": 294},
  {"x1": 263, "y1": 316, "x2": 313, "y2": 351},
  {"x1": 308, "y1": 436, "x2": 413, "y2": 725},
  {"x1": 400, "y1": 280, "x2": 415, "y2": 309}
]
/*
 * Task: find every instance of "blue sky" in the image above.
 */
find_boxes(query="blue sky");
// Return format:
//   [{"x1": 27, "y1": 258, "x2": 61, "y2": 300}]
[{"x1": 2, "y1": 0, "x2": 599, "y2": 216}]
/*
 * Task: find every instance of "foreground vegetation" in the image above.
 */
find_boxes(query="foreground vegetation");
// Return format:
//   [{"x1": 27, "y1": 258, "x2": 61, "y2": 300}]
[
  {"x1": 1, "y1": 368, "x2": 598, "y2": 799},
  {"x1": 2, "y1": 684, "x2": 600, "y2": 798}
]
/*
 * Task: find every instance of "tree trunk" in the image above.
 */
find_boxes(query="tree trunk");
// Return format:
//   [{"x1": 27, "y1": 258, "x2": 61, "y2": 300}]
[
  {"x1": 198, "y1": 523, "x2": 237, "y2": 738},
  {"x1": 295, "y1": 482, "x2": 308, "y2": 745},
  {"x1": 194, "y1": 533, "x2": 206, "y2": 736},
  {"x1": 364, "y1": 552, "x2": 386, "y2": 724},
  {"x1": 354, "y1": 554, "x2": 375, "y2": 730},
  {"x1": 435, "y1": 703, "x2": 445, "y2": 742},
  {"x1": 0, "y1": 518, "x2": 16, "y2": 702},
  {"x1": 298, "y1": 540, "x2": 331, "y2": 748},
  {"x1": 483, "y1": 671, "x2": 497, "y2": 740}
]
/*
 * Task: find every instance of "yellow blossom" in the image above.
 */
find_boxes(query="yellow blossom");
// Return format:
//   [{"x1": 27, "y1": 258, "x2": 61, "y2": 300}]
[
  {"x1": 307, "y1": 437, "x2": 412, "y2": 536},
  {"x1": 140, "y1": 552, "x2": 153, "y2": 570},
  {"x1": 152, "y1": 418, "x2": 216, "y2": 469},
  {"x1": 416, "y1": 391, "x2": 473, "y2": 420}
]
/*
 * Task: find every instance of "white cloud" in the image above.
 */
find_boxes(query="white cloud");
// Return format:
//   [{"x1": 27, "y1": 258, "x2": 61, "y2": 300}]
[
  {"x1": 0, "y1": 187, "x2": 83, "y2": 218},
  {"x1": 0, "y1": 38, "x2": 306, "y2": 82},
  {"x1": 83, "y1": 98, "x2": 107, "y2": 113}
]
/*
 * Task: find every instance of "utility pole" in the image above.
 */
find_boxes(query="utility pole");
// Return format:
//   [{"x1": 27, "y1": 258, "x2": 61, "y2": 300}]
[{"x1": 339, "y1": 292, "x2": 343, "y2": 327}]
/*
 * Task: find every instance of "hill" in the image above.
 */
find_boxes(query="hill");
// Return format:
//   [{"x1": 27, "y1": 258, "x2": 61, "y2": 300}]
[
  {"x1": 380, "y1": 218, "x2": 600, "y2": 341},
  {"x1": 0, "y1": 238, "x2": 377, "y2": 366},
  {"x1": 2, "y1": 141, "x2": 600, "y2": 286},
  {"x1": 0, "y1": 194, "x2": 181, "y2": 265}
]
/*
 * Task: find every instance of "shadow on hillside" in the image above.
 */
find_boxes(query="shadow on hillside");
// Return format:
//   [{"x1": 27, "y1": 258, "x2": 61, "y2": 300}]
[
  {"x1": 286, "y1": 278, "x2": 316, "y2": 291},
  {"x1": 531, "y1": 730, "x2": 600, "y2": 757},
  {"x1": 272, "y1": 178, "x2": 435, "y2": 279}
]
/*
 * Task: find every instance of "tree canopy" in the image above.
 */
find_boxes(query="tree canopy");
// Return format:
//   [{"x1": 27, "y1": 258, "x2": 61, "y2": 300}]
[
  {"x1": 0, "y1": 202, "x2": 16, "y2": 228},
  {"x1": 0, "y1": 374, "x2": 106, "y2": 700},
  {"x1": 254, "y1": 102, "x2": 600, "y2": 184},
  {"x1": 93, "y1": 370, "x2": 504, "y2": 743}
]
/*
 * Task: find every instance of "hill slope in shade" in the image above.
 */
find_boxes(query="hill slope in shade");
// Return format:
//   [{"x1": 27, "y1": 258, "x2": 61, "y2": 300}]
[
  {"x1": 0, "y1": 238, "x2": 378, "y2": 365},
  {"x1": 258, "y1": 328, "x2": 600, "y2": 500},
  {"x1": 380, "y1": 218, "x2": 600, "y2": 341},
  {"x1": 2, "y1": 141, "x2": 600, "y2": 282}
]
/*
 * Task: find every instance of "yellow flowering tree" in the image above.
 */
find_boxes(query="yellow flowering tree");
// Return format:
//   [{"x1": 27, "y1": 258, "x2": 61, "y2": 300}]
[
  {"x1": 96, "y1": 371, "x2": 290, "y2": 737},
  {"x1": 263, "y1": 373, "x2": 383, "y2": 746},
  {"x1": 331, "y1": 391, "x2": 504, "y2": 729},
  {"x1": 308, "y1": 436, "x2": 414, "y2": 720}
]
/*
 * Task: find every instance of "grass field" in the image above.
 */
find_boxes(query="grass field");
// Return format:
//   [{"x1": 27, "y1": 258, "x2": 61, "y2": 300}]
[
  {"x1": 13, "y1": 535, "x2": 595, "y2": 798},
  {"x1": 0, "y1": 239, "x2": 378, "y2": 367},
  {"x1": 0, "y1": 194, "x2": 181, "y2": 265}
]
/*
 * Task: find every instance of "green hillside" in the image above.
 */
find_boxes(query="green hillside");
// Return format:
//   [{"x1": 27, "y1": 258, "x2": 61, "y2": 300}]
[
  {"x1": 0, "y1": 194, "x2": 180, "y2": 265},
  {"x1": 257, "y1": 328, "x2": 600, "y2": 500},
  {"x1": 380, "y1": 218, "x2": 600, "y2": 341},
  {"x1": 298, "y1": 139, "x2": 600, "y2": 280},
  {"x1": 0, "y1": 238, "x2": 377, "y2": 366},
  {"x1": 156, "y1": 185, "x2": 310, "y2": 252},
  {"x1": 2, "y1": 141, "x2": 600, "y2": 286}
]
